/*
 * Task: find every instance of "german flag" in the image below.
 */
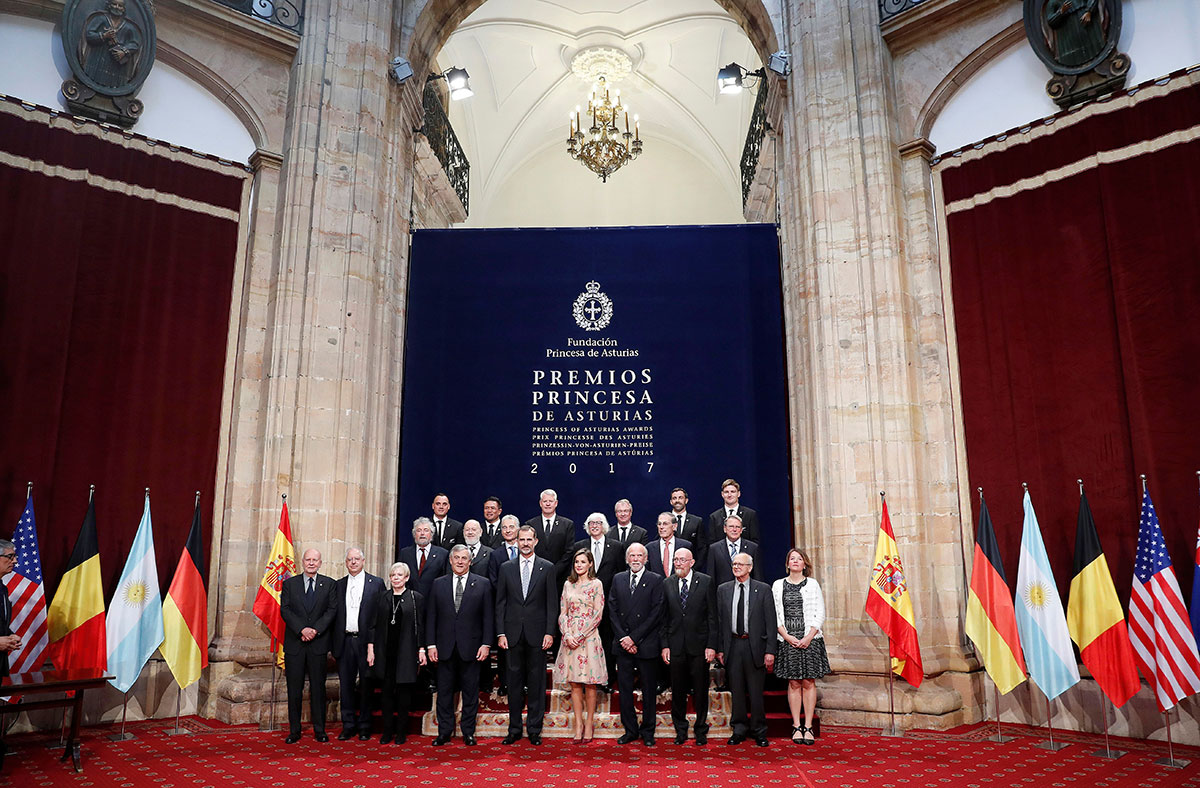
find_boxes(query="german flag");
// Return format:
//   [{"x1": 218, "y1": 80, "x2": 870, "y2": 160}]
[
  {"x1": 45, "y1": 494, "x2": 107, "y2": 671},
  {"x1": 965, "y1": 495, "x2": 1026, "y2": 694},
  {"x1": 1066, "y1": 491, "x2": 1141, "y2": 707},
  {"x1": 161, "y1": 497, "x2": 208, "y2": 689}
]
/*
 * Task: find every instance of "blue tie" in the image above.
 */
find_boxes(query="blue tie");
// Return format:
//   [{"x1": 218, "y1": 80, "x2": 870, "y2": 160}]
[{"x1": 509, "y1": 545, "x2": 517, "y2": 560}]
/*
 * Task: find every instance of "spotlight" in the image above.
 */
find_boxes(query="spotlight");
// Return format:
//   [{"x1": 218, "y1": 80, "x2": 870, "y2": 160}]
[
  {"x1": 429, "y1": 67, "x2": 474, "y2": 100},
  {"x1": 767, "y1": 50, "x2": 791, "y2": 76},
  {"x1": 717, "y1": 63, "x2": 747, "y2": 94},
  {"x1": 389, "y1": 57, "x2": 414, "y2": 84}
]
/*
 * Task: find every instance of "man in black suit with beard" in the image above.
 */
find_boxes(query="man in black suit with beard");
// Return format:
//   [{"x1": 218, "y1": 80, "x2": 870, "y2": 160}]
[
  {"x1": 661, "y1": 548, "x2": 718, "y2": 745},
  {"x1": 707, "y1": 478, "x2": 761, "y2": 545},
  {"x1": 525, "y1": 489, "x2": 575, "y2": 579},
  {"x1": 462, "y1": 520, "x2": 493, "y2": 576},
  {"x1": 398, "y1": 518, "x2": 449, "y2": 601},
  {"x1": 612, "y1": 498, "x2": 648, "y2": 547},
  {"x1": 430, "y1": 493, "x2": 464, "y2": 550},
  {"x1": 281, "y1": 548, "x2": 338, "y2": 743},
  {"x1": 717, "y1": 552, "x2": 776, "y2": 747},
  {"x1": 608, "y1": 542, "x2": 665, "y2": 747},
  {"x1": 668, "y1": 488, "x2": 708, "y2": 568},
  {"x1": 495, "y1": 526, "x2": 558, "y2": 745},
  {"x1": 332, "y1": 547, "x2": 385, "y2": 740}
]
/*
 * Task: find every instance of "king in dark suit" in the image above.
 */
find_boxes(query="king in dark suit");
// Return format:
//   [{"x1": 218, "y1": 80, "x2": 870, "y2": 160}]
[
  {"x1": 608, "y1": 542, "x2": 664, "y2": 746},
  {"x1": 495, "y1": 526, "x2": 558, "y2": 744},
  {"x1": 716, "y1": 552, "x2": 776, "y2": 747},
  {"x1": 398, "y1": 518, "x2": 449, "y2": 601},
  {"x1": 660, "y1": 548, "x2": 718, "y2": 745},
  {"x1": 332, "y1": 547, "x2": 384, "y2": 740},
  {"x1": 426, "y1": 545, "x2": 494, "y2": 746},
  {"x1": 280, "y1": 548, "x2": 338, "y2": 743}
]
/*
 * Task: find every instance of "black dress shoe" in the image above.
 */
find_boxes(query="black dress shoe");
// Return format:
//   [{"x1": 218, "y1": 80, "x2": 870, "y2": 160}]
[
  {"x1": 432, "y1": 736, "x2": 450, "y2": 746},
  {"x1": 315, "y1": 734, "x2": 330, "y2": 743},
  {"x1": 727, "y1": 734, "x2": 745, "y2": 745},
  {"x1": 674, "y1": 734, "x2": 687, "y2": 745},
  {"x1": 695, "y1": 735, "x2": 707, "y2": 746},
  {"x1": 395, "y1": 734, "x2": 407, "y2": 744},
  {"x1": 755, "y1": 737, "x2": 769, "y2": 747},
  {"x1": 529, "y1": 735, "x2": 542, "y2": 746},
  {"x1": 502, "y1": 733, "x2": 521, "y2": 745},
  {"x1": 358, "y1": 733, "x2": 371, "y2": 741},
  {"x1": 380, "y1": 733, "x2": 394, "y2": 745},
  {"x1": 338, "y1": 730, "x2": 355, "y2": 741},
  {"x1": 284, "y1": 734, "x2": 301, "y2": 744},
  {"x1": 643, "y1": 737, "x2": 655, "y2": 747},
  {"x1": 463, "y1": 735, "x2": 477, "y2": 746},
  {"x1": 617, "y1": 732, "x2": 639, "y2": 745}
]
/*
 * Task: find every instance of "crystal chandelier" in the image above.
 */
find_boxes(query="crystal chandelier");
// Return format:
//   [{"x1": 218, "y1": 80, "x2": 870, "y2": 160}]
[{"x1": 566, "y1": 75, "x2": 643, "y2": 182}]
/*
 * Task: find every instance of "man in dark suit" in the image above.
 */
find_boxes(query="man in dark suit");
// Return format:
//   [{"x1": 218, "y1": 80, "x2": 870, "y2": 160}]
[
  {"x1": 462, "y1": 520, "x2": 493, "y2": 576},
  {"x1": 426, "y1": 544, "x2": 494, "y2": 746},
  {"x1": 430, "y1": 494, "x2": 464, "y2": 549},
  {"x1": 705, "y1": 515, "x2": 764, "y2": 585},
  {"x1": 668, "y1": 488, "x2": 708, "y2": 568},
  {"x1": 495, "y1": 526, "x2": 557, "y2": 745},
  {"x1": 646, "y1": 512, "x2": 692, "y2": 576},
  {"x1": 481, "y1": 497, "x2": 504, "y2": 548},
  {"x1": 612, "y1": 499, "x2": 648, "y2": 547},
  {"x1": 0, "y1": 540, "x2": 21, "y2": 679},
  {"x1": 567, "y1": 512, "x2": 625, "y2": 691},
  {"x1": 707, "y1": 478, "x2": 761, "y2": 545},
  {"x1": 486, "y1": 514, "x2": 522, "y2": 696},
  {"x1": 661, "y1": 548, "x2": 718, "y2": 745},
  {"x1": 332, "y1": 547, "x2": 384, "y2": 740},
  {"x1": 717, "y1": 553, "x2": 776, "y2": 747},
  {"x1": 525, "y1": 489, "x2": 575, "y2": 577},
  {"x1": 280, "y1": 548, "x2": 338, "y2": 743},
  {"x1": 399, "y1": 518, "x2": 449, "y2": 600},
  {"x1": 608, "y1": 542, "x2": 664, "y2": 746}
]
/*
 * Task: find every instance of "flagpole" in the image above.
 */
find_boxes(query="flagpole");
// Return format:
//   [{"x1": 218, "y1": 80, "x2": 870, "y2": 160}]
[
  {"x1": 1090, "y1": 694, "x2": 1125, "y2": 759},
  {"x1": 1034, "y1": 688, "x2": 1068, "y2": 751},
  {"x1": 878, "y1": 492, "x2": 902, "y2": 738},
  {"x1": 109, "y1": 692, "x2": 135, "y2": 741},
  {"x1": 1153, "y1": 709, "x2": 1189, "y2": 768},
  {"x1": 166, "y1": 686, "x2": 192, "y2": 736},
  {"x1": 989, "y1": 679, "x2": 1013, "y2": 743}
]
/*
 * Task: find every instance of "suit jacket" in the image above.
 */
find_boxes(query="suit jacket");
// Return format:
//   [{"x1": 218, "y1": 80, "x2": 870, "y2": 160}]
[
  {"x1": 526, "y1": 515, "x2": 576, "y2": 565},
  {"x1": 705, "y1": 539, "x2": 764, "y2": 585},
  {"x1": 398, "y1": 543, "x2": 449, "y2": 600},
  {"x1": 612, "y1": 523, "x2": 649, "y2": 547},
  {"x1": 608, "y1": 570, "x2": 664, "y2": 656},
  {"x1": 430, "y1": 518, "x2": 464, "y2": 550},
  {"x1": 707, "y1": 505, "x2": 761, "y2": 544},
  {"x1": 565, "y1": 537, "x2": 625, "y2": 591},
  {"x1": 673, "y1": 513, "x2": 706, "y2": 553},
  {"x1": 0, "y1": 583, "x2": 11, "y2": 677},
  {"x1": 645, "y1": 537, "x2": 693, "y2": 576},
  {"x1": 716, "y1": 578, "x2": 777, "y2": 666},
  {"x1": 280, "y1": 573, "x2": 338, "y2": 655},
  {"x1": 488, "y1": 541, "x2": 521, "y2": 585},
  {"x1": 466, "y1": 543, "x2": 493, "y2": 576},
  {"x1": 426, "y1": 571, "x2": 494, "y2": 657},
  {"x1": 480, "y1": 521, "x2": 505, "y2": 548},
  {"x1": 495, "y1": 555, "x2": 559, "y2": 646},
  {"x1": 660, "y1": 571, "x2": 719, "y2": 658},
  {"x1": 331, "y1": 571, "x2": 385, "y2": 657}
]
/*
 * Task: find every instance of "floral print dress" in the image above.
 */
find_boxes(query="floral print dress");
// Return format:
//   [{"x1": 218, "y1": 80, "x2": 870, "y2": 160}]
[{"x1": 553, "y1": 577, "x2": 608, "y2": 685}]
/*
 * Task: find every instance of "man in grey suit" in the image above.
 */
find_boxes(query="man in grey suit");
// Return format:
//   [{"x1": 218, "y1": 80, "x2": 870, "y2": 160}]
[
  {"x1": 332, "y1": 547, "x2": 384, "y2": 740},
  {"x1": 281, "y1": 548, "x2": 338, "y2": 743},
  {"x1": 661, "y1": 548, "x2": 717, "y2": 745},
  {"x1": 495, "y1": 526, "x2": 558, "y2": 745},
  {"x1": 717, "y1": 553, "x2": 776, "y2": 747}
]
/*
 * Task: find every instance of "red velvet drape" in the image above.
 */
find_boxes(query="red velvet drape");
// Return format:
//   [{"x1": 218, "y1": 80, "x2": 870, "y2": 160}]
[
  {"x1": 940, "y1": 78, "x2": 1200, "y2": 599},
  {"x1": 0, "y1": 103, "x2": 245, "y2": 599}
]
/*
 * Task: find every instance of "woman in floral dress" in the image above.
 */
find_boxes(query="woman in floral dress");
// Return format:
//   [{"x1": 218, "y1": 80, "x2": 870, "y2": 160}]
[{"x1": 554, "y1": 548, "x2": 607, "y2": 741}]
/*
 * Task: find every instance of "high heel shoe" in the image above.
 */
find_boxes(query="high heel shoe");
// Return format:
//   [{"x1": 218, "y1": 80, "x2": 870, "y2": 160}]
[
  {"x1": 791, "y1": 725, "x2": 805, "y2": 744},
  {"x1": 802, "y1": 725, "x2": 815, "y2": 745}
]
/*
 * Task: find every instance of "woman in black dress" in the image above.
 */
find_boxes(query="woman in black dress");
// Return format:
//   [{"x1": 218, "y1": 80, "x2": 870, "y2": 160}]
[
  {"x1": 367, "y1": 561, "x2": 426, "y2": 743},
  {"x1": 772, "y1": 548, "x2": 829, "y2": 745}
]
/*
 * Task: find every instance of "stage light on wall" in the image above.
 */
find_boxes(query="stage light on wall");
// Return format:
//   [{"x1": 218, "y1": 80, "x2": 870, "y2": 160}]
[
  {"x1": 718, "y1": 52, "x2": 788, "y2": 94},
  {"x1": 389, "y1": 57, "x2": 414, "y2": 84},
  {"x1": 428, "y1": 67, "x2": 474, "y2": 100},
  {"x1": 766, "y1": 50, "x2": 791, "y2": 77}
]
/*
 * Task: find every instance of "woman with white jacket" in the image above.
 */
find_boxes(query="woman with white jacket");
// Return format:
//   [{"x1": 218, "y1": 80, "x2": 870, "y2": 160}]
[{"x1": 772, "y1": 549, "x2": 829, "y2": 745}]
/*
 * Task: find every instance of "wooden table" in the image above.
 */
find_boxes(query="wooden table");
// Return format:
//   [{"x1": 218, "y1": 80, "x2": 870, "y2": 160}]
[{"x1": 1, "y1": 667, "x2": 113, "y2": 772}]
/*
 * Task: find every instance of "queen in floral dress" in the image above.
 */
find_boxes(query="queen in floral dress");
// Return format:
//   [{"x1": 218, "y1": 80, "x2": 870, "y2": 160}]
[{"x1": 554, "y1": 548, "x2": 607, "y2": 741}]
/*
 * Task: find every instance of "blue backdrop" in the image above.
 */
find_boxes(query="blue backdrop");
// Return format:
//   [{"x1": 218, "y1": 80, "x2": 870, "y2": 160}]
[{"x1": 398, "y1": 224, "x2": 791, "y2": 577}]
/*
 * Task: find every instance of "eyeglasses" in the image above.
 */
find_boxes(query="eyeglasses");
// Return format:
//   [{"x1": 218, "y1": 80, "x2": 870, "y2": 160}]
[{"x1": 0, "y1": 552, "x2": 15, "y2": 559}]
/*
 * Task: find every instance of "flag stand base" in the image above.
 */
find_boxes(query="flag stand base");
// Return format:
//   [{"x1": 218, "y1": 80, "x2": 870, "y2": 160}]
[
  {"x1": 987, "y1": 733, "x2": 1015, "y2": 743},
  {"x1": 107, "y1": 732, "x2": 136, "y2": 742},
  {"x1": 109, "y1": 695, "x2": 135, "y2": 741},
  {"x1": 1154, "y1": 756, "x2": 1189, "y2": 768},
  {"x1": 1091, "y1": 747, "x2": 1126, "y2": 759},
  {"x1": 165, "y1": 728, "x2": 192, "y2": 736},
  {"x1": 1033, "y1": 740, "x2": 1069, "y2": 751}
]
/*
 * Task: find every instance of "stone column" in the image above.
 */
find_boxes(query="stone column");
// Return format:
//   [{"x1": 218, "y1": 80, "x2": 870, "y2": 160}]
[
  {"x1": 207, "y1": 0, "x2": 424, "y2": 723},
  {"x1": 774, "y1": 0, "x2": 979, "y2": 728}
]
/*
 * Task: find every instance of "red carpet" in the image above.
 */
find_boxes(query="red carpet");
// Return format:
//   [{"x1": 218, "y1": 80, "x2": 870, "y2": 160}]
[{"x1": 4, "y1": 718, "x2": 1200, "y2": 787}]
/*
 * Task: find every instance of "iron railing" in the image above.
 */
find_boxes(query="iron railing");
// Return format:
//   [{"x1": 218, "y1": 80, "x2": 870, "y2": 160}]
[
  {"x1": 421, "y1": 82, "x2": 470, "y2": 213},
  {"x1": 879, "y1": 0, "x2": 928, "y2": 25},
  {"x1": 210, "y1": 0, "x2": 303, "y2": 33},
  {"x1": 740, "y1": 79, "x2": 769, "y2": 208}
]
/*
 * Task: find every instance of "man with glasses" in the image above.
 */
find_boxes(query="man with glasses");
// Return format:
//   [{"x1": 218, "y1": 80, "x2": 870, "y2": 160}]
[
  {"x1": 0, "y1": 540, "x2": 22, "y2": 679},
  {"x1": 716, "y1": 552, "x2": 775, "y2": 747}
]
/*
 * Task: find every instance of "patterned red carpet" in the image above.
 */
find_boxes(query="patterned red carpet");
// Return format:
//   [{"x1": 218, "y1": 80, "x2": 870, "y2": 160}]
[{"x1": 4, "y1": 718, "x2": 1200, "y2": 787}]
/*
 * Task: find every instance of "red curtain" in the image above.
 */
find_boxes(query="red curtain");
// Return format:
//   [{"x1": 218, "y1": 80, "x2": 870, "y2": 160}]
[
  {"x1": 0, "y1": 103, "x2": 245, "y2": 598},
  {"x1": 940, "y1": 79, "x2": 1200, "y2": 599}
]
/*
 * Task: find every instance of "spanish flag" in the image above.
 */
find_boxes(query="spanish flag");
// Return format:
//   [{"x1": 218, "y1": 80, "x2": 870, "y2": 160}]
[
  {"x1": 866, "y1": 495, "x2": 923, "y2": 687},
  {"x1": 161, "y1": 497, "x2": 208, "y2": 689},
  {"x1": 1066, "y1": 491, "x2": 1141, "y2": 707},
  {"x1": 965, "y1": 495, "x2": 1026, "y2": 694},
  {"x1": 45, "y1": 494, "x2": 107, "y2": 671},
  {"x1": 251, "y1": 499, "x2": 295, "y2": 667}
]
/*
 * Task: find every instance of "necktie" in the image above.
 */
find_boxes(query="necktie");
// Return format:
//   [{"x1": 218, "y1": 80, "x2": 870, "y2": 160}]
[
  {"x1": 454, "y1": 574, "x2": 465, "y2": 612},
  {"x1": 470, "y1": 544, "x2": 477, "y2": 559},
  {"x1": 620, "y1": 527, "x2": 628, "y2": 542},
  {"x1": 306, "y1": 577, "x2": 314, "y2": 596},
  {"x1": 629, "y1": 572, "x2": 637, "y2": 593},
  {"x1": 593, "y1": 540, "x2": 602, "y2": 566},
  {"x1": 436, "y1": 521, "x2": 443, "y2": 543},
  {"x1": 521, "y1": 559, "x2": 531, "y2": 599},
  {"x1": 680, "y1": 576, "x2": 689, "y2": 609},
  {"x1": 545, "y1": 518, "x2": 552, "y2": 533},
  {"x1": 509, "y1": 545, "x2": 517, "y2": 561},
  {"x1": 736, "y1": 583, "x2": 746, "y2": 636},
  {"x1": 418, "y1": 547, "x2": 427, "y2": 575},
  {"x1": 730, "y1": 542, "x2": 737, "y2": 560},
  {"x1": 663, "y1": 541, "x2": 671, "y2": 573},
  {"x1": 675, "y1": 515, "x2": 682, "y2": 529}
]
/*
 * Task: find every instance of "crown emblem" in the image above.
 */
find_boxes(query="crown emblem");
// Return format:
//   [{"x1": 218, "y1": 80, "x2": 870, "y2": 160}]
[{"x1": 573, "y1": 281, "x2": 613, "y2": 331}]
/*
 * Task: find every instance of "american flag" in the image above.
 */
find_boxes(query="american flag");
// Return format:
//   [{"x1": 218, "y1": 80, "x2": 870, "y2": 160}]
[
  {"x1": 1128, "y1": 489, "x2": 1200, "y2": 711},
  {"x1": 4, "y1": 495, "x2": 48, "y2": 674}
]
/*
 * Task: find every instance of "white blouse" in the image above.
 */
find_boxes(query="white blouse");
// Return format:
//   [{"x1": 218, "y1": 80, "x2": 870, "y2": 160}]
[{"x1": 771, "y1": 577, "x2": 825, "y2": 641}]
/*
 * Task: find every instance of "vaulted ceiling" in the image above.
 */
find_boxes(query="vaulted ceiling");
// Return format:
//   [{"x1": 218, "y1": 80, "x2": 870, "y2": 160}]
[{"x1": 437, "y1": 0, "x2": 762, "y2": 227}]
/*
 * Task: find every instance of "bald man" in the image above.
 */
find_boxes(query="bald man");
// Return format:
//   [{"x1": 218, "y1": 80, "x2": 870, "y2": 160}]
[{"x1": 281, "y1": 548, "x2": 338, "y2": 743}]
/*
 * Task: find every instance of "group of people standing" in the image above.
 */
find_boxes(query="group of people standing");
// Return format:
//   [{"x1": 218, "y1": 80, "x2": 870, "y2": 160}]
[{"x1": 279, "y1": 482, "x2": 830, "y2": 749}]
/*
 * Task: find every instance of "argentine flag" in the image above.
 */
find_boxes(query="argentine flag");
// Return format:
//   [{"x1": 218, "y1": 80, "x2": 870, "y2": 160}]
[
  {"x1": 106, "y1": 493, "x2": 165, "y2": 693},
  {"x1": 1014, "y1": 490, "x2": 1080, "y2": 701}
]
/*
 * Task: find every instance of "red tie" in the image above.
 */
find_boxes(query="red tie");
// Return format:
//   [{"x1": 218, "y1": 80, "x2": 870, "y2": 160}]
[
  {"x1": 418, "y1": 547, "x2": 427, "y2": 575},
  {"x1": 663, "y1": 540, "x2": 671, "y2": 573}
]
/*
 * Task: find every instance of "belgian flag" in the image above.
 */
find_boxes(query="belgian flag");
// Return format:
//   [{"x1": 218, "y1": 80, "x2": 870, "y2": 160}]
[
  {"x1": 964, "y1": 494, "x2": 1026, "y2": 694},
  {"x1": 1066, "y1": 491, "x2": 1141, "y2": 707},
  {"x1": 161, "y1": 497, "x2": 208, "y2": 689},
  {"x1": 45, "y1": 494, "x2": 107, "y2": 671}
]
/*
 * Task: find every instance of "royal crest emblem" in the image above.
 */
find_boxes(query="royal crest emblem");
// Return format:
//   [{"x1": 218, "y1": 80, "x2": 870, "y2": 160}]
[
  {"x1": 873, "y1": 555, "x2": 908, "y2": 601},
  {"x1": 573, "y1": 280, "x2": 613, "y2": 331}
]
